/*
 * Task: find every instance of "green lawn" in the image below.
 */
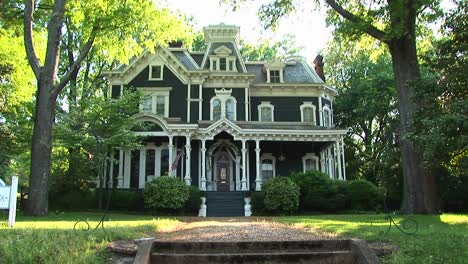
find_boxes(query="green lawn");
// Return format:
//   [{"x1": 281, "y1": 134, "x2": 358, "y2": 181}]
[
  {"x1": 1, "y1": 212, "x2": 466, "y2": 263},
  {"x1": 0, "y1": 212, "x2": 178, "y2": 264},
  {"x1": 277, "y1": 214, "x2": 468, "y2": 264}
]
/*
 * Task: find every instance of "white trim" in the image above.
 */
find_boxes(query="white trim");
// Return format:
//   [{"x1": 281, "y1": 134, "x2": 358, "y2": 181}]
[
  {"x1": 187, "y1": 84, "x2": 191, "y2": 122},
  {"x1": 302, "y1": 153, "x2": 319, "y2": 172},
  {"x1": 258, "y1": 101, "x2": 274, "y2": 122},
  {"x1": 300, "y1": 102, "x2": 316, "y2": 124},
  {"x1": 198, "y1": 84, "x2": 203, "y2": 121},
  {"x1": 148, "y1": 64, "x2": 164, "y2": 80}
]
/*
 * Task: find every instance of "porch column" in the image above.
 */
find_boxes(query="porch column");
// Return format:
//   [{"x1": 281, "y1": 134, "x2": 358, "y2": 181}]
[
  {"x1": 118, "y1": 149, "x2": 124, "y2": 188},
  {"x1": 319, "y1": 149, "x2": 325, "y2": 173},
  {"x1": 124, "y1": 150, "x2": 131, "y2": 188},
  {"x1": 200, "y1": 139, "x2": 207, "y2": 191},
  {"x1": 341, "y1": 138, "x2": 346, "y2": 180},
  {"x1": 336, "y1": 140, "x2": 343, "y2": 180},
  {"x1": 235, "y1": 155, "x2": 241, "y2": 191},
  {"x1": 241, "y1": 139, "x2": 248, "y2": 191},
  {"x1": 184, "y1": 135, "x2": 192, "y2": 185},
  {"x1": 139, "y1": 148, "x2": 146, "y2": 188},
  {"x1": 255, "y1": 140, "x2": 262, "y2": 191},
  {"x1": 327, "y1": 147, "x2": 333, "y2": 179},
  {"x1": 168, "y1": 136, "x2": 174, "y2": 176}
]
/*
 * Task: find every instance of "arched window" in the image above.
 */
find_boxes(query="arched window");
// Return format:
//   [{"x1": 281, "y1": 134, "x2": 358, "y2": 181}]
[
  {"x1": 258, "y1": 102, "x2": 274, "y2": 122},
  {"x1": 212, "y1": 99, "x2": 222, "y2": 121},
  {"x1": 302, "y1": 153, "x2": 319, "y2": 172},
  {"x1": 261, "y1": 153, "x2": 276, "y2": 183},
  {"x1": 210, "y1": 94, "x2": 237, "y2": 121},
  {"x1": 323, "y1": 106, "x2": 331, "y2": 127},
  {"x1": 300, "y1": 102, "x2": 316, "y2": 124},
  {"x1": 226, "y1": 99, "x2": 235, "y2": 121}
]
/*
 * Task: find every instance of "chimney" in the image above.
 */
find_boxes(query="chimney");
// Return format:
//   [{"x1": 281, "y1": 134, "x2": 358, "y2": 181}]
[
  {"x1": 168, "y1": 40, "x2": 184, "y2": 48},
  {"x1": 313, "y1": 55, "x2": 325, "y2": 82}
]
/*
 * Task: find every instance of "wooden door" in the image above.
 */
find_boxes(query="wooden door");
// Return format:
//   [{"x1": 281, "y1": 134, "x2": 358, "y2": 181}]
[{"x1": 216, "y1": 161, "x2": 230, "y2": 192}]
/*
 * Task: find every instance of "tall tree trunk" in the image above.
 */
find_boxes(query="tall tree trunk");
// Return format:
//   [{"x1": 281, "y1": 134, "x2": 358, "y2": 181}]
[
  {"x1": 388, "y1": 36, "x2": 441, "y2": 214},
  {"x1": 26, "y1": 77, "x2": 57, "y2": 216}
]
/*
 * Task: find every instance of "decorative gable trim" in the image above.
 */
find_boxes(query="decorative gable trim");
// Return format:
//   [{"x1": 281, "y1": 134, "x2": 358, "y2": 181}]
[{"x1": 213, "y1": 45, "x2": 233, "y2": 56}]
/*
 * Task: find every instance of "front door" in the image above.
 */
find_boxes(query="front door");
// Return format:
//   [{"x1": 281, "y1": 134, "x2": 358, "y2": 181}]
[{"x1": 216, "y1": 161, "x2": 230, "y2": 192}]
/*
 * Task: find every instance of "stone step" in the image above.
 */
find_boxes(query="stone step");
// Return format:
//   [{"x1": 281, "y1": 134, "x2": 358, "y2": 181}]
[
  {"x1": 152, "y1": 251, "x2": 355, "y2": 264},
  {"x1": 205, "y1": 191, "x2": 245, "y2": 217}
]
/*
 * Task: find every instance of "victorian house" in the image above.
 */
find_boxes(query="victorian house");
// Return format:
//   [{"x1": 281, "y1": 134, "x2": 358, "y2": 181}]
[{"x1": 101, "y1": 24, "x2": 347, "y2": 208}]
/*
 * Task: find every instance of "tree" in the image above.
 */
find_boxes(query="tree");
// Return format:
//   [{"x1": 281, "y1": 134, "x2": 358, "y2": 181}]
[
  {"x1": 226, "y1": 0, "x2": 443, "y2": 213},
  {"x1": 410, "y1": 1, "x2": 467, "y2": 179},
  {"x1": 22, "y1": 0, "x2": 192, "y2": 216},
  {"x1": 239, "y1": 35, "x2": 302, "y2": 61}
]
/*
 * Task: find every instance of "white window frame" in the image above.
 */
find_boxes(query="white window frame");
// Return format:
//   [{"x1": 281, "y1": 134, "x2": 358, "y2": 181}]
[
  {"x1": 261, "y1": 153, "x2": 276, "y2": 182},
  {"x1": 258, "y1": 101, "x2": 274, "y2": 122},
  {"x1": 323, "y1": 105, "x2": 331, "y2": 127},
  {"x1": 149, "y1": 65, "x2": 164, "y2": 80},
  {"x1": 210, "y1": 89, "x2": 237, "y2": 121},
  {"x1": 138, "y1": 87, "x2": 171, "y2": 117},
  {"x1": 300, "y1": 102, "x2": 316, "y2": 124},
  {"x1": 302, "y1": 153, "x2": 319, "y2": 173}
]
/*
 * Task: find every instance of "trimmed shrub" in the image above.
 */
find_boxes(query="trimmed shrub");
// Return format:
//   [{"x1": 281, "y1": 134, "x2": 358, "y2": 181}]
[
  {"x1": 49, "y1": 189, "x2": 96, "y2": 211},
  {"x1": 184, "y1": 186, "x2": 202, "y2": 215},
  {"x1": 108, "y1": 189, "x2": 144, "y2": 211},
  {"x1": 262, "y1": 177, "x2": 300, "y2": 214},
  {"x1": 347, "y1": 179, "x2": 382, "y2": 210},
  {"x1": 144, "y1": 177, "x2": 189, "y2": 210},
  {"x1": 289, "y1": 171, "x2": 338, "y2": 212}
]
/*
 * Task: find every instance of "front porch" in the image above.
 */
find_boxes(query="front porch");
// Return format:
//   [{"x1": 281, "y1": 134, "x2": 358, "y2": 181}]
[{"x1": 101, "y1": 118, "x2": 347, "y2": 191}]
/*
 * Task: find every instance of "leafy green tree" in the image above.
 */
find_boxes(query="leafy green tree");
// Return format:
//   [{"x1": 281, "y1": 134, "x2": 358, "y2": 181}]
[
  {"x1": 225, "y1": 0, "x2": 443, "y2": 213},
  {"x1": 240, "y1": 35, "x2": 302, "y2": 61},
  {"x1": 22, "y1": 0, "x2": 193, "y2": 215},
  {"x1": 410, "y1": 1, "x2": 467, "y2": 179}
]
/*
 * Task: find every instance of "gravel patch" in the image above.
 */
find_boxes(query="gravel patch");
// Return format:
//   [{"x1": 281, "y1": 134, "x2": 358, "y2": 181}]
[{"x1": 155, "y1": 217, "x2": 321, "y2": 241}]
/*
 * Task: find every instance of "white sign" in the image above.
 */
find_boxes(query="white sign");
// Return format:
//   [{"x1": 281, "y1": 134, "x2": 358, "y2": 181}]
[
  {"x1": 0, "y1": 176, "x2": 18, "y2": 227},
  {"x1": 0, "y1": 186, "x2": 11, "y2": 209}
]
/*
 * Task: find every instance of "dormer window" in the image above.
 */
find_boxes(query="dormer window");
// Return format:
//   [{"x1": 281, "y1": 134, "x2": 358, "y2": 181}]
[
  {"x1": 149, "y1": 65, "x2": 163, "y2": 80},
  {"x1": 264, "y1": 59, "x2": 285, "y2": 83},
  {"x1": 270, "y1": 70, "x2": 280, "y2": 83},
  {"x1": 323, "y1": 105, "x2": 331, "y2": 127},
  {"x1": 258, "y1": 101, "x2": 274, "y2": 122},
  {"x1": 210, "y1": 45, "x2": 237, "y2": 72}
]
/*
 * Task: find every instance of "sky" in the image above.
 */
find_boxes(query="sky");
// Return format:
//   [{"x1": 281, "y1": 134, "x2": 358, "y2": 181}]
[
  {"x1": 163, "y1": 0, "x2": 456, "y2": 62},
  {"x1": 163, "y1": 0, "x2": 331, "y2": 62}
]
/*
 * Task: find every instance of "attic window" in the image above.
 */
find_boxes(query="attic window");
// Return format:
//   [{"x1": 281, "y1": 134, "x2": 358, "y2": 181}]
[
  {"x1": 149, "y1": 65, "x2": 163, "y2": 80},
  {"x1": 220, "y1": 58, "x2": 227, "y2": 71},
  {"x1": 270, "y1": 70, "x2": 280, "y2": 83}
]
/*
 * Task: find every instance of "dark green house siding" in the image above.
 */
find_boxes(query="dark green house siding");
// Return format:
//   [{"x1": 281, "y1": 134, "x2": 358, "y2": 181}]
[
  {"x1": 128, "y1": 66, "x2": 187, "y2": 121},
  {"x1": 250, "y1": 97, "x2": 319, "y2": 122}
]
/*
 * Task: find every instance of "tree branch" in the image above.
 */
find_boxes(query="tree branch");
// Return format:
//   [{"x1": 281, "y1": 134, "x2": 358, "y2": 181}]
[
  {"x1": 23, "y1": 0, "x2": 41, "y2": 79},
  {"x1": 325, "y1": 0, "x2": 389, "y2": 42},
  {"x1": 53, "y1": 29, "x2": 96, "y2": 97}
]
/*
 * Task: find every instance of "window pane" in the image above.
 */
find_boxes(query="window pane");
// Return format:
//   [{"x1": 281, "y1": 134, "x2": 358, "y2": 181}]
[
  {"x1": 220, "y1": 58, "x2": 226, "y2": 71},
  {"x1": 262, "y1": 159, "x2": 273, "y2": 183},
  {"x1": 261, "y1": 107, "x2": 272, "y2": 121},
  {"x1": 156, "y1": 96, "x2": 165, "y2": 115},
  {"x1": 324, "y1": 109, "x2": 330, "y2": 127},
  {"x1": 213, "y1": 99, "x2": 221, "y2": 120},
  {"x1": 146, "y1": 149, "x2": 155, "y2": 180},
  {"x1": 151, "y1": 65, "x2": 162, "y2": 79},
  {"x1": 270, "y1": 70, "x2": 280, "y2": 83},
  {"x1": 142, "y1": 96, "x2": 152, "y2": 111},
  {"x1": 229, "y1": 60, "x2": 235, "y2": 71},
  {"x1": 303, "y1": 107, "x2": 314, "y2": 123},
  {"x1": 305, "y1": 158, "x2": 317, "y2": 171},
  {"x1": 161, "y1": 149, "x2": 169, "y2": 176},
  {"x1": 212, "y1": 60, "x2": 217, "y2": 70},
  {"x1": 226, "y1": 99, "x2": 235, "y2": 121}
]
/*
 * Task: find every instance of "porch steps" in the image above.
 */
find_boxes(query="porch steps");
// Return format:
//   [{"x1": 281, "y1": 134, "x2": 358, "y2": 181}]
[
  {"x1": 143, "y1": 240, "x2": 381, "y2": 264},
  {"x1": 205, "y1": 191, "x2": 244, "y2": 217}
]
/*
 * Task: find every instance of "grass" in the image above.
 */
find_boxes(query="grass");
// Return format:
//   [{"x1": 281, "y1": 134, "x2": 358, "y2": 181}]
[
  {"x1": 1, "y1": 212, "x2": 466, "y2": 263},
  {"x1": 0, "y1": 211, "x2": 179, "y2": 264},
  {"x1": 276, "y1": 213, "x2": 468, "y2": 264}
]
